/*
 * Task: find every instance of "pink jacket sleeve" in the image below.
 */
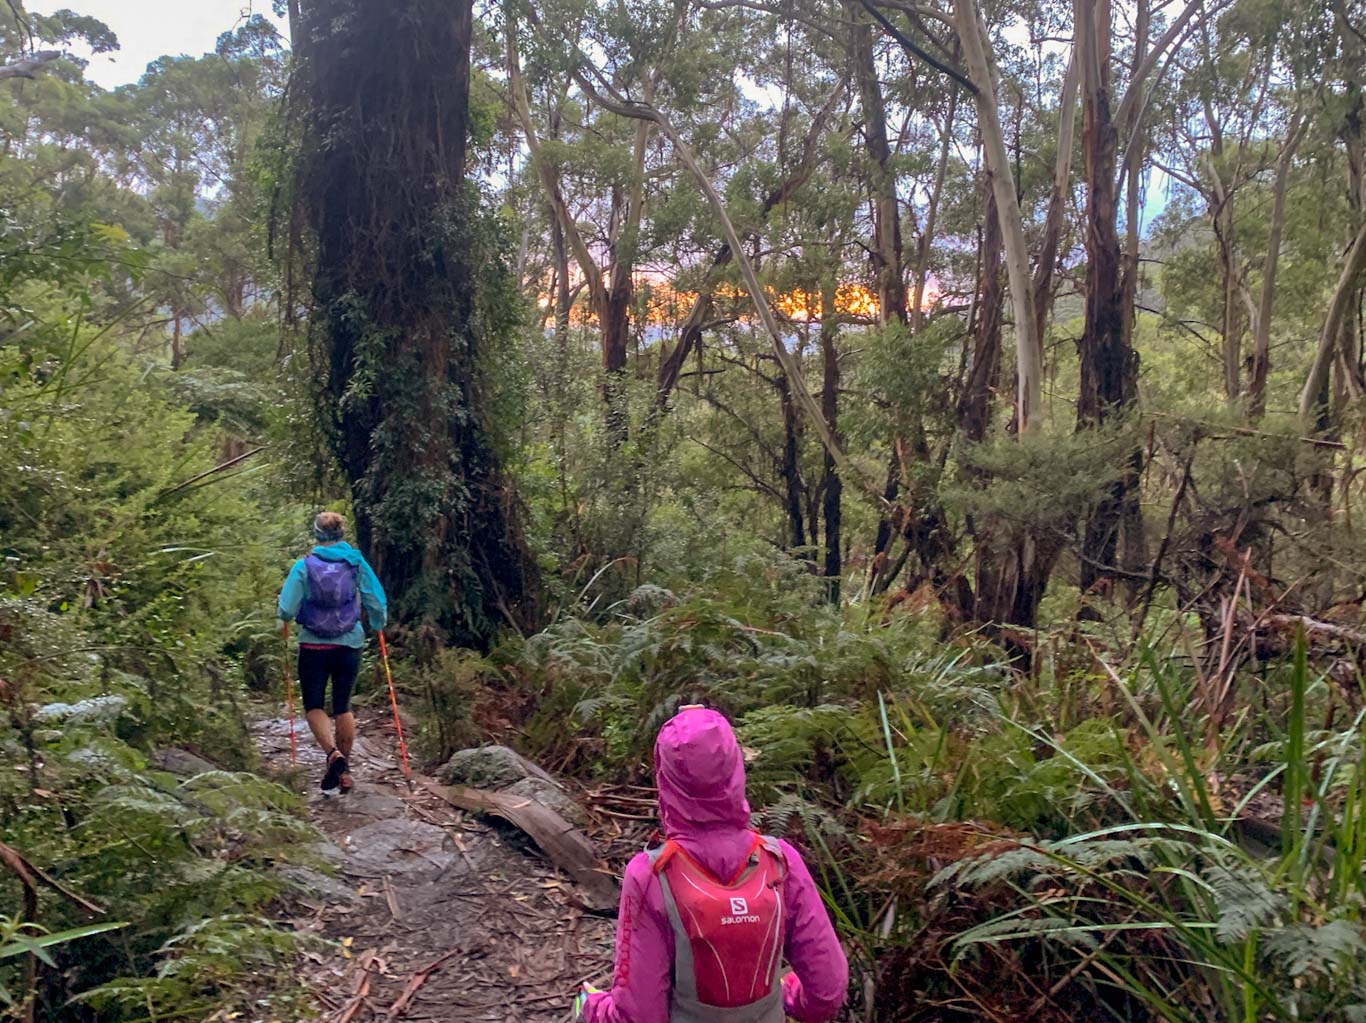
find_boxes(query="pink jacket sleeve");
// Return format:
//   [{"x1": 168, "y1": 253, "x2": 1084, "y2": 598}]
[
  {"x1": 778, "y1": 839, "x2": 849, "y2": 1023},
  {"x1": 581, "y1": 852, "x2": 672, "y2": 1023}
]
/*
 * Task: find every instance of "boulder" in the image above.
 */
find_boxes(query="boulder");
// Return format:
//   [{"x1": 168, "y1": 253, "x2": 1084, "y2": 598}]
[
  {"x1": 34, "y1": 695, "x2": 127, "y2": 727},
  {"x1": 65, "y1": 746, "x2": 121, "y2": 770},
  {"x1": 151, "y1": 748, "x2": 217, "y2": 778},
  {"x1": 342, "y1": 818, "x2": 456, "y2": 883},
  {"x1": 503, "y1": 776, "x2": 589, "y2": 828},
  {"x1": 441, "y1": 744, "x2": 556, "y2": 790},
  {"x1": 277, "y1": 865, "x2": 362, "y2": 907},
  {"x1": 319, "y1": 783, "x2": 406, "y2": 821},
  {"x1": 623, "y1": 583, "x2": 677, "y2": 615},
  {"x1": 308, "y1": 838, "x2": 348, "y2": 867},
  {"x1": 440, "y1": 744, "x2": 587, "y2": 826}
]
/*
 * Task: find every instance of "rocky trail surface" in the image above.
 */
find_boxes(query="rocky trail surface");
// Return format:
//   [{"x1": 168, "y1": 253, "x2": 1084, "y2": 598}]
[{"x1": 251, "y1": 710, "x2": 639, "y2": 1022}]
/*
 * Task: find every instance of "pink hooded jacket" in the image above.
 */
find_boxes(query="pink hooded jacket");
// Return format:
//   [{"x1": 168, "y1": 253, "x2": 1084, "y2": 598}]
[{"x1": 581, "y1": 708, "x2": 849, "y2": 1023}]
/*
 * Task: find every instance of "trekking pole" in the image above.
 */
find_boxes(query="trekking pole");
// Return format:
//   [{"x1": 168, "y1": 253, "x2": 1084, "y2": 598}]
[
  {"x1": 281, "y1": 622, "x2": 298, "y2": 766},
  {"x1": 377, "y1": 632, "x2": 413, "y2": 790}
]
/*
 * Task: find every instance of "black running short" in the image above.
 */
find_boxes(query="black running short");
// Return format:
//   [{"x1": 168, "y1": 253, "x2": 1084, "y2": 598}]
[{"x1": 297, "y1": 645, "x2": 362, "y2": 716}]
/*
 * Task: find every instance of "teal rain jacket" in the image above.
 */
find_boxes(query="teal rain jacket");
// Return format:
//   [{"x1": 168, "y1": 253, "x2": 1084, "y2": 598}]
[{"x1": 276, "y1": 542, "x2": 387, "y2": 648}]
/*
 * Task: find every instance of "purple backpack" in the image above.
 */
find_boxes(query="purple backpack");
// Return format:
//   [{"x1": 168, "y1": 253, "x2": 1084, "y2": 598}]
[{"x1": 296, "y1": 555, "x2": 361, "y2": 638}]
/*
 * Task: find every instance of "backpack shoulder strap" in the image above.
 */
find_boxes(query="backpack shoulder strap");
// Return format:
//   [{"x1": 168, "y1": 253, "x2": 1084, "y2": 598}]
[
  {"x1": 757, "y1": 833, "x2": 787, "y2": 881},
  {"x1": 647, "y1": 839, "x2": 680, "y2": 875}
]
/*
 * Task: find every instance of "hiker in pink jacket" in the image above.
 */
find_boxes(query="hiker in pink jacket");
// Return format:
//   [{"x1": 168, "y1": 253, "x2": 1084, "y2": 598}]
[{"x1": 578, "y1": 706, "x2": 849, "y2": 1023}]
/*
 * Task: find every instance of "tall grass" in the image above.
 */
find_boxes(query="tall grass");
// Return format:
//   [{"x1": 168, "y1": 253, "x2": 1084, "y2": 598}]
[{"x1": 936, "y1": 634, "x2": 1366, "y2": 1021}]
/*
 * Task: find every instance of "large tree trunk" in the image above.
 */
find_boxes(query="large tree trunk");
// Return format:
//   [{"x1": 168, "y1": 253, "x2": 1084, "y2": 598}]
[
  {"x1": 954, "y1": 0, "x2": 1043, "y2": 432},
  {"x1": 602, "y1": 105, "x2": 653, "y2": 444},
  {"x1": 1119, "y1": 0, "x2": 1147, "y2": 355},
  {"x1": 960, "y1": 189, "x2": 1004, "y2": 445},
  {"x1": 602, "y1": 186, "x2": 633, "y2": 444},
  {"x1": 1075, "y1": 0, "x2": 1139, "y2": 596},
  {"x1": 820, "y1": 277, "x2": 843, "y2": 603},
  {"x1": 852, "y1": 14, "x2": 909, "y2": 325},
  {"x1": 298, "y1": 0, "x2": 538, "y2": 646},
  {"x1": 1215, "y1": 203, "x2": 1244, "y2": 402},
  {"x1": 963, "y1": 186, "x2": 1059, "y2": 649},
  {"x1": 1334, "y1": 14, "x2": 1366, "y2": 410}
]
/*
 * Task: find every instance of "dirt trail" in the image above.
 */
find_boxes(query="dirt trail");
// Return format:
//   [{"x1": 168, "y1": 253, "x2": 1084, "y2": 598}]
[{"x1": 252, "y1": 710, "x2": 621, "y2": 1022}]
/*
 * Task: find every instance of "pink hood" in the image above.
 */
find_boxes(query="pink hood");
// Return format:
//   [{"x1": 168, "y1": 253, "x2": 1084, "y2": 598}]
[
  {"x1": 581, "y1": 707, "x2": 850, "y2": 1023},
  {"x1": 654, "y1": 707, "x2": 756, "y2": 884}
]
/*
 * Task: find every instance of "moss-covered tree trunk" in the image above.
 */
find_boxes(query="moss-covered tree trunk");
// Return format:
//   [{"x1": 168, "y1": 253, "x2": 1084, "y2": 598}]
[{"x1": 295, "y1": 0, "x2": 538, "y2": 647}]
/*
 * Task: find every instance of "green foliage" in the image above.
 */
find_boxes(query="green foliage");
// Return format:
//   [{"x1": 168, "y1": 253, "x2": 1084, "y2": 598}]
[
  {"x1": 0, "y1": 917, "x2": 126, "y2": 1009},
  {"x1": 919, "y1": 643, "x2": 1366, "y2": 1021}
]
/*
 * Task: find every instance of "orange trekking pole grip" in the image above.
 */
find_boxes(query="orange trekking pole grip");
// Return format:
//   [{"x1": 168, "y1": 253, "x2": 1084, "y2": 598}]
[
  {"x1": 282, "y1": 622, "x2": 298, "y2": 765},
  {"x1": 378, "y1": 632, "x2": 412, "y2": 789}
]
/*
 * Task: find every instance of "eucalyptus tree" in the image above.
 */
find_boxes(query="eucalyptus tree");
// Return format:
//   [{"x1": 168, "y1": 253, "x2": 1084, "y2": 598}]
[{"x1": 292, "y1": 0, "x2": 539, "y2": 645}]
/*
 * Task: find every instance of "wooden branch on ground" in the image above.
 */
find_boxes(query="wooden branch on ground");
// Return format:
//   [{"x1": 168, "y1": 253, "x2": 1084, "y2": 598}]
[
  {"x1": 330, "y1": 950, "x2": 378, "y2": 1023},
  {"x1": 422, "y1": 781, "x2": 620, "y2": 913}
]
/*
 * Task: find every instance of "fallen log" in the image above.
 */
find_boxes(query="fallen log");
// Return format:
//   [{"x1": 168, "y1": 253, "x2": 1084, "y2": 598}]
[{"x1": 423, "y1": 780, "x2": 620, "y2": 912}]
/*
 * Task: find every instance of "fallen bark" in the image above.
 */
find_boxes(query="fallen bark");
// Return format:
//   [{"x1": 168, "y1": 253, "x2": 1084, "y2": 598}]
[{"x1": 423, "y1": 781, "x2": 620, "y2": 912}]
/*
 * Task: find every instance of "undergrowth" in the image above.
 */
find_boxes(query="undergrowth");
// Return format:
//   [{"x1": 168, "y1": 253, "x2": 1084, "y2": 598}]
[{"x1": 430, "y1": 549, "x2": 1366, "y2": 1021}]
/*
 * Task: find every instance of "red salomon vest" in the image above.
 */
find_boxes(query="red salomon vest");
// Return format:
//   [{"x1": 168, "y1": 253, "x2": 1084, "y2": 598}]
[{"x1": 648, "y1": 833, "x2": 787, "y2": 1023}]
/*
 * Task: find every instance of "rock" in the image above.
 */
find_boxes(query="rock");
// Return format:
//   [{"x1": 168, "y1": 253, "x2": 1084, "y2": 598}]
[
  {"x1": 440, "y1": 745, "x2": 588, "y2": 826},
  {"x1": 624, "y1": 583, "x2": 677, "y2": 615},
  {"x1": 503, "y1": 776, "x2": 589, "y2": 828},
  {"x1": 151, "y1": 748, "x2": 217, "y2": 777},
  {"x1": 341, "y1": 818, "x2": 456, "y2": 882},
  {"x1": 441, "y1": 745, "x2": 556, "y2": 790},
  {"x1": 319, "y1": 783, "x2": 406, "y2": 821},
  {"x1": 308, "y1": 839, "x2": 348, "y2": 867},
  {"x1": 65, "y1": 746, "x2": 120, "y2": 770},
  {"x1": 33, "y1": 695, "x2": 127, "y2": 727},
  {"x1": 277, "y1": 865, "x2": 362, "y2": 907}
]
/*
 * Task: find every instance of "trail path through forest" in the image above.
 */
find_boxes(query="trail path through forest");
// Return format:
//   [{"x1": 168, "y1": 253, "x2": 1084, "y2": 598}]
[{"x1": 252, "y1": 709, "x2": 621, "y2": 1022}]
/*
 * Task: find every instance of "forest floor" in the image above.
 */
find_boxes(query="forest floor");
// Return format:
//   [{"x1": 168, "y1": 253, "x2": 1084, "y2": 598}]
[{"x1": 251, "y1": 709, "x2": 625, "y2": 1022}]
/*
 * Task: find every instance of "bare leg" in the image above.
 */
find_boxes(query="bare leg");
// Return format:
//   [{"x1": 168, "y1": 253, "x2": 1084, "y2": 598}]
[
  {"x1": 334, "y1": 712, "x2": 356, "y2": 760},
  {"x1": 305, "y1": 709, "x2": 335, "y2": 753}
]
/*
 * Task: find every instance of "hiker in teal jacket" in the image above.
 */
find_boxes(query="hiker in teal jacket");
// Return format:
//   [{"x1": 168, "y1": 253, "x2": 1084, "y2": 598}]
[{"x1": 277, "y1": 512, "x2": 387, "y2": 794}]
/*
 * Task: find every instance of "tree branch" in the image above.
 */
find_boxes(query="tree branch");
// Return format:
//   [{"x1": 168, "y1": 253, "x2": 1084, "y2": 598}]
[
  {"x1": 0, "y1": 50, "x2": 61, "y2": 81},
  {"x1": 859, "y1": 0, "x2": 977, "y2": 95},
  {"x1": 524, "y1": 4, "x2": 885, "y2": 504}
]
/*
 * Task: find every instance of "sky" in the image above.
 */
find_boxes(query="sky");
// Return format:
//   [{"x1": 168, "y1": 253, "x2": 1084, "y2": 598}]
[
  {"x1": 41, "y1": 0, "x2": 288, "y2": 89},
  {"x1": 40, "y1": 0, "x2": 1169, "y2": 230}
]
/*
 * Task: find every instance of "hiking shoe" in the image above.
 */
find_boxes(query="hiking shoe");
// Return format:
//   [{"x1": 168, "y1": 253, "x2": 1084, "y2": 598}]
[
  {"x1": 338, "y1": 762, "x2": 354, "y2": 795},
  {"x1": 321, "y1": 751, "x2": 346, "y2": 794}
]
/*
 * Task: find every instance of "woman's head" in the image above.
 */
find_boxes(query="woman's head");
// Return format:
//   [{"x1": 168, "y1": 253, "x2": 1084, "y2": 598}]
[
  {"x1": 654, "y1": 706, "x2": 750, "y2": 835},
  {"x1": 313, "y1": 511, "x2": 345, "y2": 543}
]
